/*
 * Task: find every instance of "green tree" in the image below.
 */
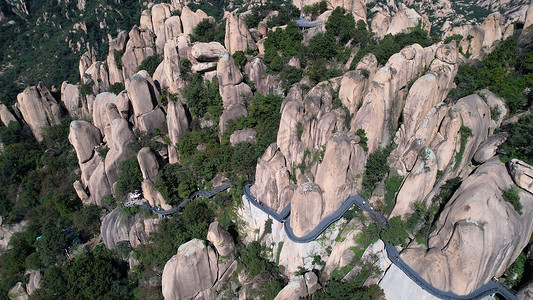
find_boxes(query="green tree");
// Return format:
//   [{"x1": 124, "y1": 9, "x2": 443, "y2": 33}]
[
  {"x1": 380, "y1": 216, "x2": 409, "y2": 247},
  {"x1": 138, "y1": 53, "x2": 163, "y2": 76},
  {"x1": 115, "y1": 156, "x2": 143, "y2": 199}
]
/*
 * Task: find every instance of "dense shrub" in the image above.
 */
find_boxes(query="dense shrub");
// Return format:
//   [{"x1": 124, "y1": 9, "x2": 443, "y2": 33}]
[
  {"x1": 380, "y1": 216, "x2": 409, "y2": 247},
  {"x1": 500, "y1": 114, "x2": 533, "y2": 165},
  {"x1": 36, "y1": 245, "x2": 133, "y2": 299},
  {"x1": 138, "y1": 53, "x2": 163, "y2": 76},
  {"x1": 326, "y1": 7, "x2": 356, "y2": 45},
  {"x1": 362, "y1": 145, "x2": 393, "y2": 196},
  {"x1": 383, "y1": 176, "x2": 403, "y2": 215},
  {"x1": 448, "y1": 37, "x2": 533, "y2": 114},
  {"x1": 153, "y1": 163, "x2": 196, "y2": 204},
  {"x1": 303, "y1": 1, "x2": 327, "y2": 20},
  {"x1": 181, "y1": 74, "x2": 223, "y2": 121},
  {"x1": 503, "y1": 188, "x2": 522, "y2": 215},
  {"x1": 114, "y1": 156, "x2": 143, "y2": 199},
  {"x1": 350, "y1": 25, "x2": 434, "y2": 68},
  {"x1": 108, "y1": 82, "x2": 125, "y2": 94},
  {"x1": 190, "y1": 19, "x2": 226, "y2": 44}
]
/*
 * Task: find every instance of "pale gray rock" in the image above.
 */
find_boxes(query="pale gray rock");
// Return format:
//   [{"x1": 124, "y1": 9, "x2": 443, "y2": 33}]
[
  {"x1": 79, "y1": 50, "x2": 96, "y2": 82},
  {"x1": 0, "y1": 104, "x2": 17, "y2": 127},
  {"x1": 61, "y1": 82, "x2": 83, "y2": 118},
  {"x1": 151, "y1": 3, "x2": 172, "y2": 51},
  {"x1": 290, "y1": 182, "x2": 324, "y2": 237},
  {"x1": 121, "y1": 26, "x2": 155, "y2": 79},
  {"x1": 154, "y1": 37, "x2": 183, "y2": 93},
  {"x1": 101, "y1": 207, "x2": 137, "y2": 250},
  {"x1": 404, "y1": 158, "x2": 533, "y2": 295},
  {"x1": 224, "y1": 12, "x2": 257, "y2": 54},
  {"x1": 73, "y1": 180, "x2": 90, "y2": 204},
  {"x1": 473, "y1": 132, "x2": 508, "y2": 164},
  {"x1": 129, "y1": 218, "x2": 160, "y2": 248},
  {"x1": 190, "y1": 42, "x2": 226, "y2": 62},
  {"x1": 315, "y1": 132, "x2": 352, "y2": 217},
  {"x1": 509, "y1": 159, "x2": 533, "y2": 193},
  {"x1": 162, "y1": 239, "x2": 218, "y2": 300},
  {"x1": 83, "y1": 61, "x2": 110, "y2": 94},
  {"x1": 68, "y1": 120, "x2": 102, "y2": 164},
  {"x1": 8, "y1": 282, "x2": 28, "y2": 300},
  {"x1": 244, "y1": 58, "x2": 282, "y2": 96},
  {"x1": 137, "y1": 147, "x2": 167, "y2": 208},
  {"x1": 180, "y1": 7, "x2": 208, "y2": 36},
  {"x1": 274, "y1": 275, "x2": 308, "y2": 300},
  {"x1": 104, "y1": 118, "x2": 133, "y2": 188},
  {"x1": 230, "y1": 128, "x2": 257, "y2": 146},
  {"x1": 251, "y1": 143, "x2": 293, "y2": 212},
  {"x1": 14, "y1": 83, "x2": 62, "y2": 141},
  {"x1": 25, "y1": 270, "x2": 41, "y2": 296},
  {"x1": 167, "y1": 100, "x2": 189, "y2": 164},
  {"x1": 207, "y1": 221, "x2": 235, "y2": 257}
]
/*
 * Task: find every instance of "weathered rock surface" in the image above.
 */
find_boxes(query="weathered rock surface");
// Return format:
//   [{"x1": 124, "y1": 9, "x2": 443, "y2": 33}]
[
  {"x1": 69, "y1": 120, "x2": 102, "y2": 165},
  {"x1": 314, "y1": 132, "x2": 353, "y2": 217},
  {"x1": 73, "y1": 180, "x2": 90, "y2": 204},
  {"x1": 137, "y1": 147, "x2": 168, "y2": 208},
  {"x1": 122, "y1": 25, "x2": 155, "y2": 79},
  {"x1": 481, "y1": 13, "x2": 504, "y2": 50},
  {"x1": 251, "y1": 144, "x2": 294, "y2": 212},
  {"x1": 509, "y1": 159, "x2": 533, "y2": 193},
  {"x1": 273, "y1": 271, "x2": 321, "y2": 299},
  {"x1": 25, "y1": 270, "x2": 41, "y2": 296},
  {"x1": 0, "y1": 221, "x2": 26, "y2": 254},
  {"x1": 244, "y1": 58, "x2": 282, "y2": 96},
  {"x1": 517, "y1": 281, "x2": 533, "y2": 300},
  {"x1": 167, "y1": 99, "x2": 189, "y2": 164},
  {"x1": 8, "y1": 282, "x2": 28, "y2": 300},
  {"x1": 61, "y1": 82, "x2": 84, "y2": 118},
  {"x1": 162, "y1": 239, "x2": 218, "y2": 300},
  {"x1": 524, "y1": 1, "x2": 533, "y2": 30},
  {"x1": 339, "y1": 54, "x2": 377, "y2": 118},
  {"x1": 101, "y1": 208, "x2": 137, "y2": 250},
  {"x1": 153, "y1": 37, "x2": 183, "y2": 93},
  {"x1": 380, "y1": 263, "x2": 440, "y2": 300},
  {"x1": 290, "y1": 182, "x2": 324, "y2": 237},
  {"x1": 129, "y1": 217, "x2": 160, "y2": 248},
  {"x1": 127, "y1": 71, "x2": 165, "y2": 133},
  {"x1": 0, "y1": 104, "x2": 17, "y2": 127},
  {"x1": 392, "y1": 147, "x2": 438, "y2": 218},
  {"x1": 190, "y1": 42, "x2": 226, "y2": 62},
  {"x1": 180, "y1": 7, "x2": 208, "y2": 36},
  {"x1": 229, "y1": 128, "x2": 257, "y2": 146},
  {"x1": 207, "y1": 221, "x2": 235, "y2": 257},
  {"x1": 473, "y1": 132, "x2": 507, "y2": 164},
  {"x1": 217, "y1": 52, "x2": 251, "y2": 132},
  {"x1": 402, "y1": 158, "x2": 533, "y2": 295},
  {"x1": 225, "y1": 12, "x2": 257, "y2": 54},
  {"x1": 83, "y1": 61, "x2": 110, "y2": 94},
  {"x1": 104, "y1": 118, "x2": 134, "y2": 188},
  {"x1": 352, "y1": 44, "x2": 436, "y2": 153},
  {"x1": 14, "y1": 83, "x2": 62, "y2": 141}
]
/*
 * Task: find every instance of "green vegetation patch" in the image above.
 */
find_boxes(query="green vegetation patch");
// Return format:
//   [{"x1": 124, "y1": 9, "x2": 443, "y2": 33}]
[
  {"x1": 362, "y1": 145, "x2": 393, "y2": 197},
  {"x1": 454, "y1": 125, "x2": 472, "y2": 170},
  {"x1": 503, "y1": 188, "x2": 522, "y2": 215},
  {"x1": 383, "y1": 176, "x2": 403, "y2": 215},
  {"x1": 138, "y1": 53, "x2": 163, "y2": 76}
]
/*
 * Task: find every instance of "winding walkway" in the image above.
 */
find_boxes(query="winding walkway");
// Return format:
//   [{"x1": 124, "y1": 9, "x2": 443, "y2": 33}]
[
  {"x1": 243, "y1": 184, "x2": 518, "y2": 300},
  {"x1": 140, "y1": 182, "x2": 232, "y2": 216}
]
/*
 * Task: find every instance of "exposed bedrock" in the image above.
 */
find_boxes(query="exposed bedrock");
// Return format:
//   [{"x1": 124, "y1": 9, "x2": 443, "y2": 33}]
[
  {"x1": 162, "y1": 239, "x2": 218, "y2": 300},
  {"x1": 400, "y1": 158, "x2": 533, "y2": 295},
  {"x1": 14, "y1": 83, "x2": 62, "y2": 142}
]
